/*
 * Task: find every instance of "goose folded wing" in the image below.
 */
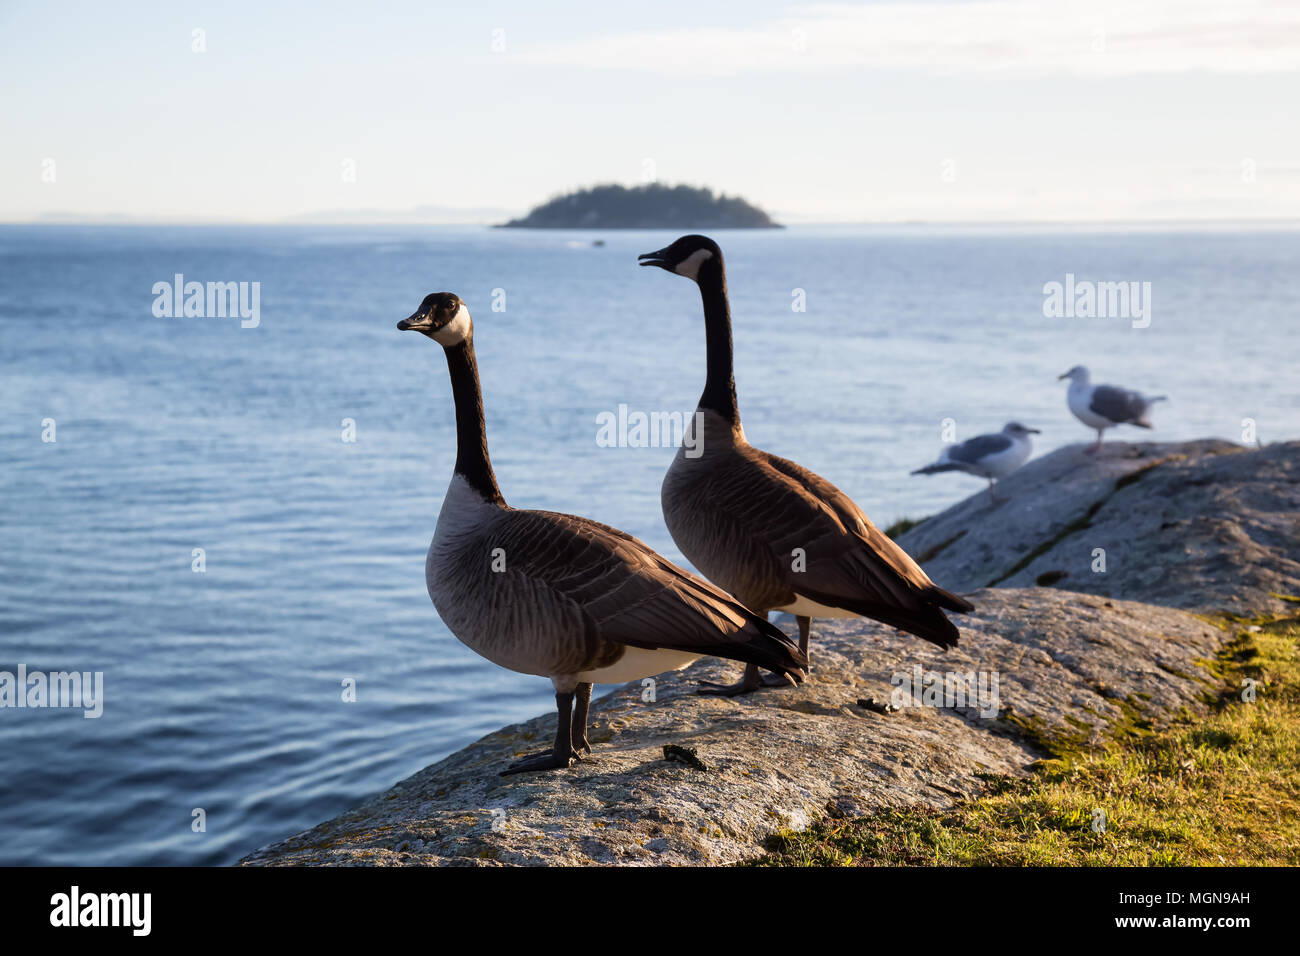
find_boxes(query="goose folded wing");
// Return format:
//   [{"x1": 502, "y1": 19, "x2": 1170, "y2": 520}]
[
  {"x1": 755, "y1": 452, "x2": 973, "y2": 614},
  {"x1": 494, "y1": 509, "x2": 794, "y2": 656}
]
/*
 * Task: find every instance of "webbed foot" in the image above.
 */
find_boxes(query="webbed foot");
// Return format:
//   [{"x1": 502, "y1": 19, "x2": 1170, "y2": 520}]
[
  {"x1": 698, "y1": 662, "x2": 773, "y2": 697},
  {"x1": 500, "y1": 747, "x2": 579, "y2": 776}
]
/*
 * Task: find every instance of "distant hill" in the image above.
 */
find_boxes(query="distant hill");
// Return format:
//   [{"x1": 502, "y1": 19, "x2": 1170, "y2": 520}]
[{"x1": 498, "y1": 183, "x2": 782, "y2": 229}]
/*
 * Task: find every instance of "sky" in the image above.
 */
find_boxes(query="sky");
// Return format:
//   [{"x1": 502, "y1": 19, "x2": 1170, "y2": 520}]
[{"x1": 2, "y1": 0, "x2": 1298, "y2": 224}]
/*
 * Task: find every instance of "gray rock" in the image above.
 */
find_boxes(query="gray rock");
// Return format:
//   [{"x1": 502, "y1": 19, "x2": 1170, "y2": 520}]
[
  {"x1": 897, "y1": 440, "x2": 1299, "y2": 616},
  {"x1": 241, "y1": 589, "x2": 1224, "y2": 866}
]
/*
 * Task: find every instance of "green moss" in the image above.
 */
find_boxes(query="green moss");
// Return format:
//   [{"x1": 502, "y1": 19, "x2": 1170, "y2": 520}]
[
  {"x1": 986, "y1": 460, "x2": 1169, "y2": 587},
  {"x1": 749, "y1": 613, "x2": 1300, "y2": 866},
  {"x1": 986, "y1": 501, "x2": 1104, "y2": 587},
  {"x1": 883, "y1": 516, "x2": 925, "y2": 540},
  {"x1": 1113, "y1": 458, "x2": 1170, "y2": 490},
  {"x1": 918, "y1": 529, "x2": 966, "y2": 563}
]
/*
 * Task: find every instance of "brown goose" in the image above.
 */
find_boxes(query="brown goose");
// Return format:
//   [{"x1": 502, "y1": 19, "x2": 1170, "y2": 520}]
[
  {"x1": 397, "y1": 292, "x2": 807, "y2": 772},
  {"x1": 638, "y1": 236, "x2": 974, "y2": 696}
]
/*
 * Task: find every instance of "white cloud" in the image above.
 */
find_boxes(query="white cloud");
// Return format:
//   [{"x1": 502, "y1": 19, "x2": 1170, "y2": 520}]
[{"x1": 521, "y1": 0, "x2": 1300, "y2": 75}]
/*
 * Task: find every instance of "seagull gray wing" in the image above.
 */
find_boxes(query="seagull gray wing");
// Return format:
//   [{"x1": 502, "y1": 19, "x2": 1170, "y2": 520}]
[
  {"x1": 947, "y1": 433, "x2": 1012, "y2": 464},
  {"x1": 1090, "y1": 385, "x2": 1149, "y2": 424}
]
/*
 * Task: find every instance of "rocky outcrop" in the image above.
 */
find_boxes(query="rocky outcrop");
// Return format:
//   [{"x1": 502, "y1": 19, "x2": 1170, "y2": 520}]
[
  {"x1": 896, "y1": 440, "x2": 1299, "y2": 617},
  {"x1": 240, "y1": 440, "x2": 1299, "y2": 867},
  {"x1": 240, "y1": 590, "x2": 1220, "y2": 866}
]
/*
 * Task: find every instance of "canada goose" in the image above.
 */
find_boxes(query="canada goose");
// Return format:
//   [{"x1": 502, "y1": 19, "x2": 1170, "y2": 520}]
[
  {"x1": 913, "y1": 422, "x2": 1040, "y2": 504},
  {"x1": 638, "y1": 237, "x2": 974, "y2": 696},
  {"x1": 397, "y1": 292, "x2": 807, "y2": 772},
  {"x1": 1058, "y1": 365, "x2": 1166, "y2": 453}
]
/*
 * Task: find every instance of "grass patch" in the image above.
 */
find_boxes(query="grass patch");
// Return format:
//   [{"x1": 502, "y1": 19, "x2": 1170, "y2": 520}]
[
  {"x1": 984, "y1": 460, "x2": 1169, "y2": 587},
  {"x1": 883, "y1": 516, "x2": 924, "y2": 540},
  {"x1": 748, "y1": 614, "x2": 1300, "y2": 866}
]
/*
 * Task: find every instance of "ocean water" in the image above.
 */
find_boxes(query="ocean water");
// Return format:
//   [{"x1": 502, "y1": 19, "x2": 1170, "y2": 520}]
[{"x1": 1, "y1": 223, "x2": 1297, "y2": 866}]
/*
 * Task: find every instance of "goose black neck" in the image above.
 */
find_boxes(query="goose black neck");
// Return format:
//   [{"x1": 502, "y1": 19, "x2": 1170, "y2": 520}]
[
  {"x1": 443, "y1": 338, "x2": 504, "y2": 505},
  {"x1": 697, "y1": 261, "x2": 739, "y2": 424}
]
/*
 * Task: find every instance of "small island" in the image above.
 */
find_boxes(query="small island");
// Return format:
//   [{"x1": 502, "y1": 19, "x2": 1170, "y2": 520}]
[{"x1": 498, "y1": 183, "x2": 782, "y2": 229}]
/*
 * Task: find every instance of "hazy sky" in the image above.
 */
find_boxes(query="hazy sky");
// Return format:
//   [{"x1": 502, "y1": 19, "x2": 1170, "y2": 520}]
[{"x1": 3, "y1": 0, "x2": 1298, "y2": 223}]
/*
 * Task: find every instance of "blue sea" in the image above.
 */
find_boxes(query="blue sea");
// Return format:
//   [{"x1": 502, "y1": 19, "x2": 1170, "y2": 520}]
[{"x1": 1, "y1": 223, "x2": 1297, "y2": 866}]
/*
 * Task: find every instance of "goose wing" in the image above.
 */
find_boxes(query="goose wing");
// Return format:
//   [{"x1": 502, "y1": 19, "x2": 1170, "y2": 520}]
[
  {"x1": 698, "y1": 447, "x2": 972, "y2": 646},
  {"x1": 488, "y1": 507, "x2": 805, "y2": 675}
]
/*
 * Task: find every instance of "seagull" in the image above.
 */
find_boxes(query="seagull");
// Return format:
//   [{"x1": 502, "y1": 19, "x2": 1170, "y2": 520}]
[
  {"x1": 1059, "y1": 365, "x2": 1166, "y2": 453},
  {"x1": 912, "y1": 422, "x2": 1039, "y2": 504}
]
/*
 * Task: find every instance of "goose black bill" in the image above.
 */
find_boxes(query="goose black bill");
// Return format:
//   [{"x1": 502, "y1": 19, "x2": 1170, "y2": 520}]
[{"x1": 638, "y1": 248, "x2": 670, "y2": 269}]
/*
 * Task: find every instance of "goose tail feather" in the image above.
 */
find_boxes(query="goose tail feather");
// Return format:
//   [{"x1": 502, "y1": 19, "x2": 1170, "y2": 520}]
[{"x1": 697, "y1": 613, "x2": 809, "y2": 684}]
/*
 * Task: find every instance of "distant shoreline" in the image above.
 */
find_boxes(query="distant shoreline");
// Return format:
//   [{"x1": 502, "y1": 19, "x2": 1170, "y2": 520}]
[
  {"x1": 7, "y1": 218, "x2": 1300, "y2": 232},
  {"x1": 491, "y1": 222, "x2": 785, "y2": 230}
]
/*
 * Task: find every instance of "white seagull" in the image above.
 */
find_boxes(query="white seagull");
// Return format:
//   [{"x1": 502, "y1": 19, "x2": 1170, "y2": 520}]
[
  {"x1": 912, "y1": 422, "x2": 1039, "y2": 504},
  {"x1": 1059, "y1": 365, "x2": 1166, "y2": 453}
]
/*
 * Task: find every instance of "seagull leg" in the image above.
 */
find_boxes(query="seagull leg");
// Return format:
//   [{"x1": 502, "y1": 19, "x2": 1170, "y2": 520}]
[
  {"x1": 1086, "y1": 429, "x2": 1103, "y2": 454},
  {"x1": 571, "y1": 682, "x2": 593, "y2": 754},
  {"x1": 988, "y1": 479, "x2": 1007, "y2": 506},
  {"x1": 501, "y1": 690, "x2": 579, "y2": 775}
]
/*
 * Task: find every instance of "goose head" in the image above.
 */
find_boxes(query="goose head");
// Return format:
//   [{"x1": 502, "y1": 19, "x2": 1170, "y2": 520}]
[
  {"x1": 1058, "y1": 365, "x2": 1090, "y2": 384},
  {"x1": 1002, "y1": 422, "x2": 1041, "y2": 437},
  {"x1": 638, "y1": 235, "x2": 723, "y2": 283},
  {"x1": 397, "y1": 292, "x2": 472, "y2": 346}
]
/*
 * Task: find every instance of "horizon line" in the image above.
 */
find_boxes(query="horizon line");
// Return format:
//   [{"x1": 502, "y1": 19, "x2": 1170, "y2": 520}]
[
  {"x1": 4, "y1": 216, "x2": 1300, "y2": 231},
  {"x1": 7, "y1": 217, "x2": 1300, "y2": 234}
]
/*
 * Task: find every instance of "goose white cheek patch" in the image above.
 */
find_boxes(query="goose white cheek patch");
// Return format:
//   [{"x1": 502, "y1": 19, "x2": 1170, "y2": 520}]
[
  {"x1": 432, "y1": 304, "x2": 473, "y2": 345},
  {"x1": 674, "y1": 248, "x2": 713, "y2": 280}
]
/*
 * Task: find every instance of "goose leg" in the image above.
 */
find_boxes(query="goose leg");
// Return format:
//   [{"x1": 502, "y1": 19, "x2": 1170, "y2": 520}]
[
  {"x1": 501, "y1": 690, "x2": 578, "y2": 775},
  {"x1": 758, "y1": 615, "x2": 811, "y2": 684},
  {"x1": 698, "y1": 662, "x2": 765, "y2": 697},
  {"x1": 571, "y1": 682, "x2": 593, "y2": 754},
  {"x1": 701, "y1": 613, "x2": 809, "y2": 695}
]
